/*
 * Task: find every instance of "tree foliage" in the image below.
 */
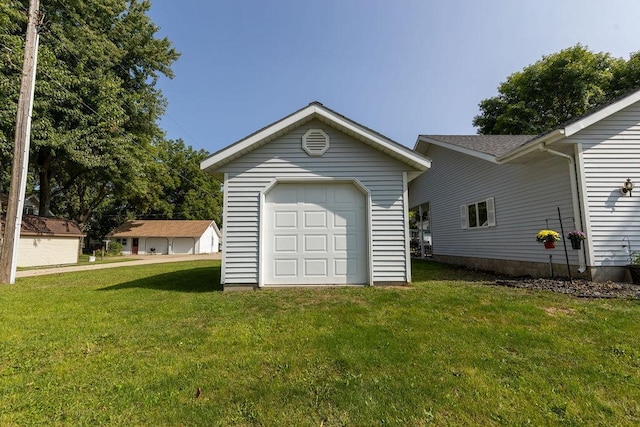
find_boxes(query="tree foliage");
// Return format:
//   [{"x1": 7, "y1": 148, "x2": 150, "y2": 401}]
[
  {"x1": 473, "y1": 45, "x2": 640, "y2": 135},
  {"x1": 1, "y1": 1, "x2": 222, "y2": 241}
]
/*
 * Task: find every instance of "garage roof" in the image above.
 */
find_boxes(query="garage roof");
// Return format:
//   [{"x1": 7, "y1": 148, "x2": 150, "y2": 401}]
[
  {"x1": 0, "y1": 215, "x2": 85, "y2": 237},
  {"x1": 108, "y1": 220, "x2": 220, "y2": 238},
  {"x1": 201, "y1": 102, "x2": 431, "y2": 180}
]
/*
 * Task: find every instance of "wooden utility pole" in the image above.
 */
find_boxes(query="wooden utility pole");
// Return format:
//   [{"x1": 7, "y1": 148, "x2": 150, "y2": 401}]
[{"x1": 0, "y1": 0, "x2": 41, "y2": 284}]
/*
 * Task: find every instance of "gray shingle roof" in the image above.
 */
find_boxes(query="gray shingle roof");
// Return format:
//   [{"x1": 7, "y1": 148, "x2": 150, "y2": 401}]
[{"x1": 419, "y1": 135, "x2": 536, "y2": 157}]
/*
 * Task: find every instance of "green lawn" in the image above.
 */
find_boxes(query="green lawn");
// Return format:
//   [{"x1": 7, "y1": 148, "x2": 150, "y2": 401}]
[{"x1": 1, "y1": 259, "x2": 639, "y2": 426}]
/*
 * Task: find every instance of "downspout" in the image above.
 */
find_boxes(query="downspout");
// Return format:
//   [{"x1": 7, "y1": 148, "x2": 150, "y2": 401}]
[{"x1": 539, "y1": 147, "x2": 587, "y2": 273}]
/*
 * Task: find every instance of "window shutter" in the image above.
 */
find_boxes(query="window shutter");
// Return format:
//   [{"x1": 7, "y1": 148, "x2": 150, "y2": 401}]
[
  {"x1": 460, "y1": 205, "x2": 468, "y2": 229},
  {"x1": 486, "y1": 197, "x2": 496, "y2": 227}
]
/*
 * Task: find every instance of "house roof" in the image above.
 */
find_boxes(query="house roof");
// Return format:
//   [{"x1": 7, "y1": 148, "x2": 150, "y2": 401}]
[
  {"x1": 415, "y1": 135, "x2": 536, "y2": 161},
  {"x1": 0, "y1": 215, "x2": 85, "y2": 237},
  {"x1": 108, "y1": 220, "x2": 221, "y2": 238},
  {"x1": 417, "y1": 87, "x2": 640, "y2": 163},
  {"x1": 200, "y1": 101, "x2": 431, "y2": 181}
]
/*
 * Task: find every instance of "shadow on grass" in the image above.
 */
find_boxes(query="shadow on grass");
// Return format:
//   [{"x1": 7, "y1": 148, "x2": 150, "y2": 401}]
[
  {"x1": 412, "y1": 258, "x2": 498, "y2": 283},
  {"x1": 98, "y1": 266, "x2": 223, "y2": 293}
]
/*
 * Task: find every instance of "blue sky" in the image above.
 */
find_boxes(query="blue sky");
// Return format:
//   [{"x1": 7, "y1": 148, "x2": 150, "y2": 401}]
[{"x1": 148, "y1": 0, "x2": 640, "y2": 154}]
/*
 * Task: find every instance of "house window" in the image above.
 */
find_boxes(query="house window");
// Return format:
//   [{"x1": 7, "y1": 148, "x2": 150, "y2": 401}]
[
  {"x1": 461, "y1": 198, "x2": 495, "y2": 229},
  {"x1": 116, "y1": 238, "x2": 128, "y2": 246}
]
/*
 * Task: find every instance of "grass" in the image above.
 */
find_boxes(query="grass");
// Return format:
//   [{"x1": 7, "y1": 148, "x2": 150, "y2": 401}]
[
  {"x1": 17, "y1": 254, "x2": 136, "y2": 271},
  {"x1": 1, "y1": 259, "x2": 639, "y2": 426}
]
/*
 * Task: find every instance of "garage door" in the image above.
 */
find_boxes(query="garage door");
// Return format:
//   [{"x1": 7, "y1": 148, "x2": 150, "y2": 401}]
[
  {"x1": 173, "y1": 237, "x2": 195, "y2": 254},
  {"x1": 145, "y1": 237, "x2": 168, "y2": 254},
  {"x1": 264, "y1": 182, "x2": 367, "y2": 285}
]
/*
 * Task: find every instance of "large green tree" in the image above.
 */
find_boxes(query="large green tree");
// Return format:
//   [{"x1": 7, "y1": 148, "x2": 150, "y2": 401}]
[
  {"x1": 473, "y1": 45, "x2": 640, "y2": 135},
  {"x1": 1, "y1": 0, "x2": 179, "y2": 228}
]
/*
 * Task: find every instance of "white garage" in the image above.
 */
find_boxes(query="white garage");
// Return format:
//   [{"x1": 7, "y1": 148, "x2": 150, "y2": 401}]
[
  {"x1": 108, "y1": 220, "x2": 221, "y2": 255},
  {"x1": 200, "y1": 102, "x2": 431, "y2": 290},
  {"x1": 263, "y1": 181, "x2": 368, "y2": 285}
]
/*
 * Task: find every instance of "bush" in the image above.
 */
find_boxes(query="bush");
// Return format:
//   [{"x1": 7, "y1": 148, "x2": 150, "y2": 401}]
[{"x1": 107, "y1": 241, "x2": 123, "y2": 256}]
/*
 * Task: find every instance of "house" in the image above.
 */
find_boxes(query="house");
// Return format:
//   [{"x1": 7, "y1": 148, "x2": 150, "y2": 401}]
[
  {"x1": 0, "y1": 194, "x2": 53, "y2": 216},
  {"x1": 107, "y1": 220, "x2": 221, "y2": 255},
  {"x1": 200, "y1": 102, "x2": 431, "y2": 290},
  {"x1": 0, "y1": 215, "x2": 84, "y2": 267},
  {"x1": 409, "y1": 88, "x2": 640, "y2": 282}
]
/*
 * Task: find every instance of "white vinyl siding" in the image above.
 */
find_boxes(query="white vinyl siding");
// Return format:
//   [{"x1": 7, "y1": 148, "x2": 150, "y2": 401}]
[
  {"x1": 409, "y1": 144, "x2": 580, "y2": 266},
  {"x1": 17, "y1": 237, "x2": 80, "y2": 267},
  {"x1": 569, "y1": 102, "x2": 640, "y2": 267},
  {"x1": 220, "y1": 119, "x2": 412, "y2": 285}
]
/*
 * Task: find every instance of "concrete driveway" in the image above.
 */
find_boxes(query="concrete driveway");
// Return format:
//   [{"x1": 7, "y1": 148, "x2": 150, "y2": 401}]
[{"x1": 16, "y1": 253, "x2": 221, "y2": 278}]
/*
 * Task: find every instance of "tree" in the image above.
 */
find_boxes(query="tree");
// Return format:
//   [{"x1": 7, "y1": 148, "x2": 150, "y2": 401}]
[
  {"x1": 473, "y1": 45, "x2": 640, "y2": 135},
  {"x1": 0, "y1": 0, "x2": 179, "y2": 228}
]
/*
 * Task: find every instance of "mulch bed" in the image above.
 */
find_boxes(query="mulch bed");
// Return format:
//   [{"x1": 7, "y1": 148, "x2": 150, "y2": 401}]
[{"x1": 492, "y1": 277, "x2": 640, "y2": 300}]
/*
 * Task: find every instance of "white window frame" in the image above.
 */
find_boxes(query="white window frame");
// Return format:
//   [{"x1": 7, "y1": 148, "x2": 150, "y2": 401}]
[{"x1": 461, "y1": 197, "x2": 495, "y2": 229}]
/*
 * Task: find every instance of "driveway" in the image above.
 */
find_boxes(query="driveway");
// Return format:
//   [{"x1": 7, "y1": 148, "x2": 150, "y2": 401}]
[{"x1": 16, "y1": 253, "x2": 221, "y2": 278}]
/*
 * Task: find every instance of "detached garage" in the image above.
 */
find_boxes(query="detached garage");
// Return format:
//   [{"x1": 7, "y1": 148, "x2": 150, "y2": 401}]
[
  {"x1": 108, "y1": 220, "x2": 221, "y2": 255},
  {"x1": 201, "y1": 102, "x2": 431, "y2": 290}
]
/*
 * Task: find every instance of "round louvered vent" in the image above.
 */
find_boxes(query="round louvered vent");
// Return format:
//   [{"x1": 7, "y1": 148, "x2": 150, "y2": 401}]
[{"x1": 302, "y1": 129, "x2": 330, "y2": 156}]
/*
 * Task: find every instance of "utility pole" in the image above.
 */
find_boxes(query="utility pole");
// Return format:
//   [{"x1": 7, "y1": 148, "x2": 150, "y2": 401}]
[{"x1": 0, "y1": 0, "x2": 41, "y2": 284}]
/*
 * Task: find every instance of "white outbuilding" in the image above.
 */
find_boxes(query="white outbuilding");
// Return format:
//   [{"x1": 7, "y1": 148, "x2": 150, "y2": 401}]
[{"x1": 201, "y1": 102, "x2": 431, "y2": 290}]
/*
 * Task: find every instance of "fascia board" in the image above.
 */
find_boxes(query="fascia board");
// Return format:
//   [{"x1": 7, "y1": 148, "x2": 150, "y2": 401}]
[
  {"x1": 496, "y1": 130, "x2": 565, "y2": 163},
  {"x1": 564, "y1": 89, "x2": 640, "y2": 137}
]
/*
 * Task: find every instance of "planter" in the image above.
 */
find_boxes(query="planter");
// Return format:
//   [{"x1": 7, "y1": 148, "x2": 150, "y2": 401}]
[
  {"x1": 544, "y1": 241, "x2": 555, "y2": 249},
  {"x1": 627, "y1": 265, "x2": 640, "y2": 284},
  {"x1": 570, "y1": 239, "x2": 582, "y2": 250}
]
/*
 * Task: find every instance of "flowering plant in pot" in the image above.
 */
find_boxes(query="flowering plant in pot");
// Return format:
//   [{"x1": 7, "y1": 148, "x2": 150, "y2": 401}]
[
  {"x1": 536, "y1": 229, "x2": 560, "y2": 249},
  {"x1": 567, "y1": 230, "x2": 586, "y2": 250}
]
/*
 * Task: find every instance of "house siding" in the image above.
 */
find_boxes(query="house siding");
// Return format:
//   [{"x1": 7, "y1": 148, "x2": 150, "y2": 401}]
[
  {"x1": 409, "y1": 145, "x2": 581, "y2": 272},
  {"x1": 570, "y1": 102, "x2": 640, "y2": 271},
  {"x1": 219, "y1": 119, "x2": 411, "y2": 285},
  {"x1": 18, "y1": 236, "x2": 80, "y2": 267}
]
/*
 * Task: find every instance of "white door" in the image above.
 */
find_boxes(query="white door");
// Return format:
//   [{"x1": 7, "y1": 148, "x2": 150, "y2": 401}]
[
  {"x1": 264, "y1": 182, "x2": 367, "y2": 285},
  {"x1": 173, "y1": 237, "x2": 195, "y2": 254}
]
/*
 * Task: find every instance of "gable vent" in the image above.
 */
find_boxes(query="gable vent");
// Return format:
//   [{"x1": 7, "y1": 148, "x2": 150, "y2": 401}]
[{"x1": 302, "y1": 129, "x2": 330, "y2": 156}]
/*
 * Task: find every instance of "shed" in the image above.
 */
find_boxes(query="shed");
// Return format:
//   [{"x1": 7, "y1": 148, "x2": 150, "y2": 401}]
[
  {"x1": 0, "y1": 215, "x2": 85, "y2": 267},
  {"x1": 409, "y1": 87, "x2": 640, "y2": 282},
  {"x1": 201, "y1": 102, "x2": 431, "y2": 290},
  {"x1": 108, "y1": 220, "x2": 221, "y2": 255}
]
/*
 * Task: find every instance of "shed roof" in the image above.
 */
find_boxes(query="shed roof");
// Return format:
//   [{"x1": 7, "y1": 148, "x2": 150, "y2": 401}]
[
  {"x1": 108, "y1": 220, "x2": 220, "y2": 238},
  {"x1": 200, "y1": 102, "x2": 431, "y2": 181},
  {"x1": 0, "y1": 215, "x2": 85, "y2": 237}
]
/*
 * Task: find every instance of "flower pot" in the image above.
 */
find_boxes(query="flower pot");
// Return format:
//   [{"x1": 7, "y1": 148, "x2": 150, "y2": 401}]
[
  {"x1": 544, "y1": 241, "x2": 555, "y2": 249},
  {"x1": 570, "y1": 239, "x2": 581, "y2": 250}
]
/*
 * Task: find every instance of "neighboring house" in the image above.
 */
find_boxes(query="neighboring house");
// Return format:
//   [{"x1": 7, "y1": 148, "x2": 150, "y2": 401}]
[
  {"x1": 0, "y1": 215, "x2": 84, "y2": 267},
  {"x1": 107, "y1": 220, "x2": 221, "y2": 255},
  {"x1": 200, "y1": 102, "x2": 431, "y2": 290},
  {"x1": 409, "y1": 88, "x2": 640, "y2": 282},
  {"x1": 0, "y1": 194, "x2": 53, "y2": 216}
]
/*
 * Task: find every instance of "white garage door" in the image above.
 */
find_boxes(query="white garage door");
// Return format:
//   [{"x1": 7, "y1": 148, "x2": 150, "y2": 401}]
[
  {"x1": 173, "y1": 237, "x2": 195, "y2": 254},
  {"x1": 145, "y1": 237, "x2": 168, "y2": 254},
  {"x1": 264, "y1": 182, "x2": 367, "y2": 285}
]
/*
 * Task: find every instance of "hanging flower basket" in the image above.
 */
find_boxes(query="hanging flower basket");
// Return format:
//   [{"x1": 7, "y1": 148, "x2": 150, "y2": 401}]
[
  {"x1": 536, "y1": 230, "x2": 560, "y2": 249},
  {"x1": 567, "y1": 231, "x2": 586, "y2": 250}
]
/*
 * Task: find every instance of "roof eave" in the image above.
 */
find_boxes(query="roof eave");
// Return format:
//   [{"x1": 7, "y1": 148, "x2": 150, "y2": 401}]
[{"x1": 496, "y1": 129, "x2": 565, "y2": 163}]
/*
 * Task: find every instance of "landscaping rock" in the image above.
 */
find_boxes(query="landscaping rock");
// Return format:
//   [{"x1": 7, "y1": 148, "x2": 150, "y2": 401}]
[{"x1": 492, "y1": 277, "x2": 640, "y2": 300}]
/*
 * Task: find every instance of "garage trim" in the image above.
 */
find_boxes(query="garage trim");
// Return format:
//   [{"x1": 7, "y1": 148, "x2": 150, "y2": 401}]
[{"x1": 259, "y1": 177, "x2": 373, "y2": 288}]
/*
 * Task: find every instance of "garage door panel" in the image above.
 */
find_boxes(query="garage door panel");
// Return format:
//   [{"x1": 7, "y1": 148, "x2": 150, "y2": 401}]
[
  {"x1": 304, "y1": 235, "x2": 327, "y2": 252},
  {"x1": 275, "y1": 235, "x2": 297, "y2": 252},
  {"x1": 275, "y1": 259, "x2": 298, "y2": 277},
  {"x1": 304, "y1": 259, "x2": 328, "y2": 276},
  {"x1": 275, "y1": 211, "x2": 297, "y2": 228},
  {"x1": 304, "y1": 211, "x2": 327, "y2": 228},
  {"x1": 265, "y1": 182, "x2": 367, "y2": 285}
]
